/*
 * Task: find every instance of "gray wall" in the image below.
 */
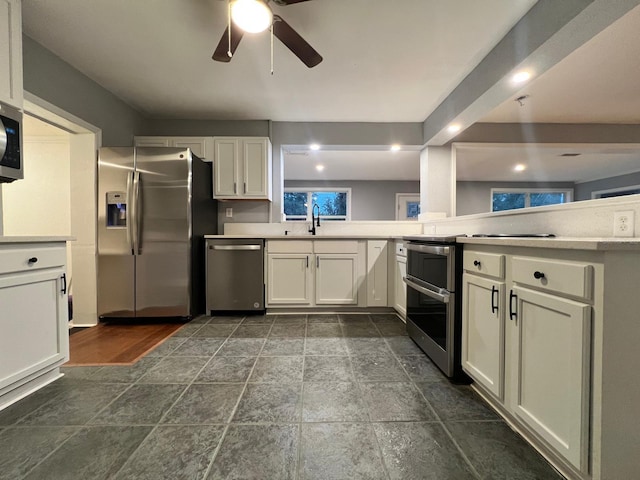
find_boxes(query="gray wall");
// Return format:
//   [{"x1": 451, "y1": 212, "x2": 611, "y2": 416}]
[
  {"x1": 575, "y1": 171, "x2": 640, "y2": 200},
  {"x1": 285, "y1": 180, "x2": 420, "y2": 221},
  {"x1": 457, "y1": 181, "x2": 575, "y2": 216},
  {"x1": 22, "y1": 36, "x2": 145, "y2": 146}
]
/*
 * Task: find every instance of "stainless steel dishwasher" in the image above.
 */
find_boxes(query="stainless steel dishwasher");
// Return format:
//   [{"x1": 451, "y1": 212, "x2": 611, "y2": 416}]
[{"x1": 206, "y1": 238, "x2": 265, "y2": 313}]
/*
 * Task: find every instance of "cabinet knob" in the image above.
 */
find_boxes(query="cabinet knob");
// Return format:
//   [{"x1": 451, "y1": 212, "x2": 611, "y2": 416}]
[
  {"x1": 473, "y1": 260, "x2": 481, "y2": 267},
  {"x1": 534, "y1": 271, "x2": 545, "y2": 279},
  {"x1": 28, "y1": 257, "x2": 38, "y2": 264}
]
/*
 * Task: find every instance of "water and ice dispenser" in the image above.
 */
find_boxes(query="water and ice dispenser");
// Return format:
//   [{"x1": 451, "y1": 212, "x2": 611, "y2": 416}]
[{"x1": 106, "y1": 192, "x2": 127, "y2": 228}]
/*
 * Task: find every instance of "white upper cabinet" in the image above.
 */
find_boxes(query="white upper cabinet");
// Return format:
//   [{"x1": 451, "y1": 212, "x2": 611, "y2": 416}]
[
  {"x1": 133, "y1": 136, "x2": 213, "y2": 161},
  {"x1": 213, "y1": 137, "x2": 272, "y2": 200},
  {"x1": 0, "y1": 0, "x2": 23, "y2": 109}
]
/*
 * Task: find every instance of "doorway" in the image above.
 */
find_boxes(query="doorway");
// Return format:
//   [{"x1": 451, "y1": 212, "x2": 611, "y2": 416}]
[{"x1": 0, "y1": 94, "x2": 101, "y2": 326}]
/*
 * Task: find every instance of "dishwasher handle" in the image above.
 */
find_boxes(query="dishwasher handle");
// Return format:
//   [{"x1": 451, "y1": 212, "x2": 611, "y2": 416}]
[{"x1": 209, "y1": 244, "x2": 262, "y2": 251}]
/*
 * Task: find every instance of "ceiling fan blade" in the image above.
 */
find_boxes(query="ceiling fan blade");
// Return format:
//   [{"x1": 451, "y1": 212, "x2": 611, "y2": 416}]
[
  {"x1": 212, "y1": 22, "x2": 244, "y2": 62},
  {"x1": 272, "y1": 15, "x2": 322, "y2": 68},
  {"x1": 272, "y1": 0, "x2": 312, "y2": 5}
]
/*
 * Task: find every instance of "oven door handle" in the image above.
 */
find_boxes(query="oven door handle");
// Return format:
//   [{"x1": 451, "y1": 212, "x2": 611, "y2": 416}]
[
  {"x1": 406, "y1": 243, "x2": 450, "y2": 256},
  {"x1": 403, "y1": 277, "x2": 450, "y2": 303}
]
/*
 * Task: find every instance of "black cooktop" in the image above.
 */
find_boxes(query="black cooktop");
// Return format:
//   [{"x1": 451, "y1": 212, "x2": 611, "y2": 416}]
[{"x1": 470, "y1": 233, "x2": 556, "y2": 238}]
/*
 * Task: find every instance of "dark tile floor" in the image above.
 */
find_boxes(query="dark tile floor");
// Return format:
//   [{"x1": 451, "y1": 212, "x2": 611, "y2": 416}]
[{"x1": 0, "y1": 313, "x2": 564, "y2": 480}]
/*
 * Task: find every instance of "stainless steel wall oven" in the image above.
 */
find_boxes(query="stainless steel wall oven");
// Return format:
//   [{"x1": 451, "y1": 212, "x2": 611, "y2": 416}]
[{"x1": 403, "y1": 235, "x2": 468, "y2": 380}]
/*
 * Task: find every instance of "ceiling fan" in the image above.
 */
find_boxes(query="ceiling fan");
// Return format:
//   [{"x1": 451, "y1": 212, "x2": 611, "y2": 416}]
[{"x1": 212, "y1": 0, "x2": 323, "y2": 68}]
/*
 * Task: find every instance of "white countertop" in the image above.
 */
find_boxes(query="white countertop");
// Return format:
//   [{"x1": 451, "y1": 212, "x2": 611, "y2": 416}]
[
  {"x1": 457, "y1": 236, "x2": 640, "y2": 251},
  {"x1": 0, "y1": 236, "x2": 75, "y2": 244},
  {"x1": 204, "y1": 235, "x2": 405, "y2": 240},
  {"x1": 204, "y1": 234, "x2": 640, "y2": 250}
]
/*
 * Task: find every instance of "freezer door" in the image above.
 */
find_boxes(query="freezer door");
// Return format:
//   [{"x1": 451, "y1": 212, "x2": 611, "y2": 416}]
[
  {"x1": 97, "y1": 148, "x2": 136, "y2": 318},
  {"x1": 134, "y1": 148, "x2": 191, "y2": 318}
]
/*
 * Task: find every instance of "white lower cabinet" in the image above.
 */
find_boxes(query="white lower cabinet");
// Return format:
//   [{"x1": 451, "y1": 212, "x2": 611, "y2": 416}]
[
  {"x1": 266, "y1": 240, "x2": 363, "y2": 308},
  {"x1": 511, "y1": 285, "x2": 591, "y2": 470},
  {"x1": 462, "y1": 273, "x2": 505, "y2": 400},
  {"x1": 315, "y1": 254, "x2": 358, "y2": 305},
  {"x1": 0, "y1": 241, "x2": 69, "y2": 408},
  {"x1": 267, "y1": 254, "x2": 312, "y2": 305},
  {"x1": 462, "y1": 246, "x2": 593, "y2": 477},
  {"x1": 393, "y1": 253, "x2": 407, "y2": 317},
  {"x1": 366, "y1": 240, "x2": 388, "y2": 307}
]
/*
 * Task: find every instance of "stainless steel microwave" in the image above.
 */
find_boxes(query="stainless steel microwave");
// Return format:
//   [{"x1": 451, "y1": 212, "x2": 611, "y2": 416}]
[{"x1": 0, "y1": 102, "x2": 23, "y2": 183}]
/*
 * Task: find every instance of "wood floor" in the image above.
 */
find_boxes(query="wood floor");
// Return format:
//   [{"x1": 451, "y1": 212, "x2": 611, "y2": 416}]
[{"x1": 66, "y1": 322, "x2": 184, "y2": 366}]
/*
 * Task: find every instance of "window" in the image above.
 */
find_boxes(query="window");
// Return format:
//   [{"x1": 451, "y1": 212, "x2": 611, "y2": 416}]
[
  {"x1": 491, "y1": 188, "x2": 572, "y2": 212},
  {"x1": 284, "y1": 188, "x2": 351, "y2": 221},
  {"x1": 592, "y1": 184, "x2": 640, "y2": 199}
]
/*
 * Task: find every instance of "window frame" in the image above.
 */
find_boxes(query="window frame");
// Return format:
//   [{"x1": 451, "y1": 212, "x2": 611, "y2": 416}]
[
  {"x1": 490, "y1": 188, "x2": 573, "y2": 212},
  {"x1": 283, "y1": 187, "x2": 352, "y2": 221}
]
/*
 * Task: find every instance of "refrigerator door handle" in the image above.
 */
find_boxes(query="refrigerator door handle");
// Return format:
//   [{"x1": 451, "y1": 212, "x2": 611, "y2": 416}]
[
  {"x1": 126, "y1": 171, "x2": 135, "y2": 255},
  {"x1": 134, "y1": 171, "x2": 142, "y2": 255}
]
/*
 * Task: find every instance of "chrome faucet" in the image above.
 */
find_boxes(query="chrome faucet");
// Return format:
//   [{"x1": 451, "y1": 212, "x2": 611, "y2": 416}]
[{"x1": 308, "y1": 203, "x2": 321, "y2": 235}]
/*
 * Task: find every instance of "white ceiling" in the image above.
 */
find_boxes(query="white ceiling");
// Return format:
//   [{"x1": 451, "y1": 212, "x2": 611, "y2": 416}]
[
  {"x1": 481, "y1": 4, "x2": 640, "y2": 124},
  {"x1": 20, "y1": 1, "x2": 640, "y2": 184},
  {"x1": 21, "y1": 0, "x2": 536, "y2": 121}
]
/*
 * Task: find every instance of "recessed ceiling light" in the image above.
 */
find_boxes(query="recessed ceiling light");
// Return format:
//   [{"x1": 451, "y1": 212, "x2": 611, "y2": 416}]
[
  {"x1": 514, "y1": 164, "x2": 526, "y2": 172},
  {"x1": 447, "y1": 124, "x2": 461, "y2": 134},
  {"x1": 512, "y1": 71, "x2": 531, "y2": 84},
  {"x1": 315, "y1": 164, "x2": 325, "y2": 172},
  {"x1": 309, "y1": 144, "x2": 320, "y2": 151},
  {"x1": 390, "y1": 144, "x2": 401, "y2": 152}
]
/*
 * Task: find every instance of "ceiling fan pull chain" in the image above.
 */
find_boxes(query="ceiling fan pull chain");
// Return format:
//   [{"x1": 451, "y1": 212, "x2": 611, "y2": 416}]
[
  {"x1": 270, "y1": 23, "x2": 274, "y2": 75},
  {"x1": 227, "y1": 1, "x2": 232, "y2": 58}
]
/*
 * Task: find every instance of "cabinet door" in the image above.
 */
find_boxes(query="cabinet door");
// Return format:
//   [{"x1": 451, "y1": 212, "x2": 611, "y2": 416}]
[
  {"x1": 242, "y1": 137, "x2": 269, "y2": 198},
  {"x1": 173, "y1": 137, "x2": 209, "y2": 161},
  {"x1": 367, "y1": 240, "x2": 388, "y2": 306},
  {"x1": 0, "y1": 268, "x2": 69, "y2": 391},
  {"x1": 462, "y1": 273, "x2": 504, "y2": 400},
  {"x1": 394, "y1": 256, "x2": 407, "y2": 317},
  {"x1": 315, "y1": 254, "x2": 358, "y2": 305},
  {"x1": 510, "y1": 286, "x2": 591, "y2": 470},
  {"x1": 0, "y1": 0, "x2": 23, "y2": 109},
  {"x1": 267, "y1": 254, "x2": 312, "y2": 305},
  {"x1": 133, "y1": 137, "x2": 171, "y2": 148},
  {"x1": 213, "y1": 138, "x2": 239, "y2": 198}
]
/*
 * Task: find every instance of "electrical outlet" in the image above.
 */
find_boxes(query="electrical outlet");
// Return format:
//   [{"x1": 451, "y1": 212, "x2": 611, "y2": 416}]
[
  {"x1": 225, "y1": 207, "x2": 233, "y2": 218},
  {"x1": 613, "y1": 210, "x2": 634, "y2": 237}
]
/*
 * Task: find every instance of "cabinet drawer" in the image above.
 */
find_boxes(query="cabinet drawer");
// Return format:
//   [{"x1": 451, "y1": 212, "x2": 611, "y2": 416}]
[
  {"x1": 464, "y1": 251, "x2": 505, "y2": 279},
  {"x1": 314, "y1": 240, "x2": 358, "y2": 254},
  {"x1": 512, "y1": 256, "x2": 593, "y2": 300},
  {"x1": 0, "y1": 245, "x2": 66, "y2": 275},
  {"x1": 267, "y1": 240, "x2": 313, "y2": 254}
]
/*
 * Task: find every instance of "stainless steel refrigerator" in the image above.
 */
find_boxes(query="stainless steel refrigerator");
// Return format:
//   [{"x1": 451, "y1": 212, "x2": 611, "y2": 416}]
[{"x1": 97, "y1": 147, "x2": 217, "y2": 321}]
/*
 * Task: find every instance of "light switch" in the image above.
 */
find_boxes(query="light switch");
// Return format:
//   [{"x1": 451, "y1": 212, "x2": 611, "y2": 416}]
[{"x1": 226, "y1": 208, "x2": 233, "y2": 218}]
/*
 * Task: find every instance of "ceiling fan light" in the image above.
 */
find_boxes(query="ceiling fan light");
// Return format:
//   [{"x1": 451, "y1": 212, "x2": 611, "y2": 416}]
[{"x1": 231, "y1": 0, "x2": 273, "y2": 33}]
